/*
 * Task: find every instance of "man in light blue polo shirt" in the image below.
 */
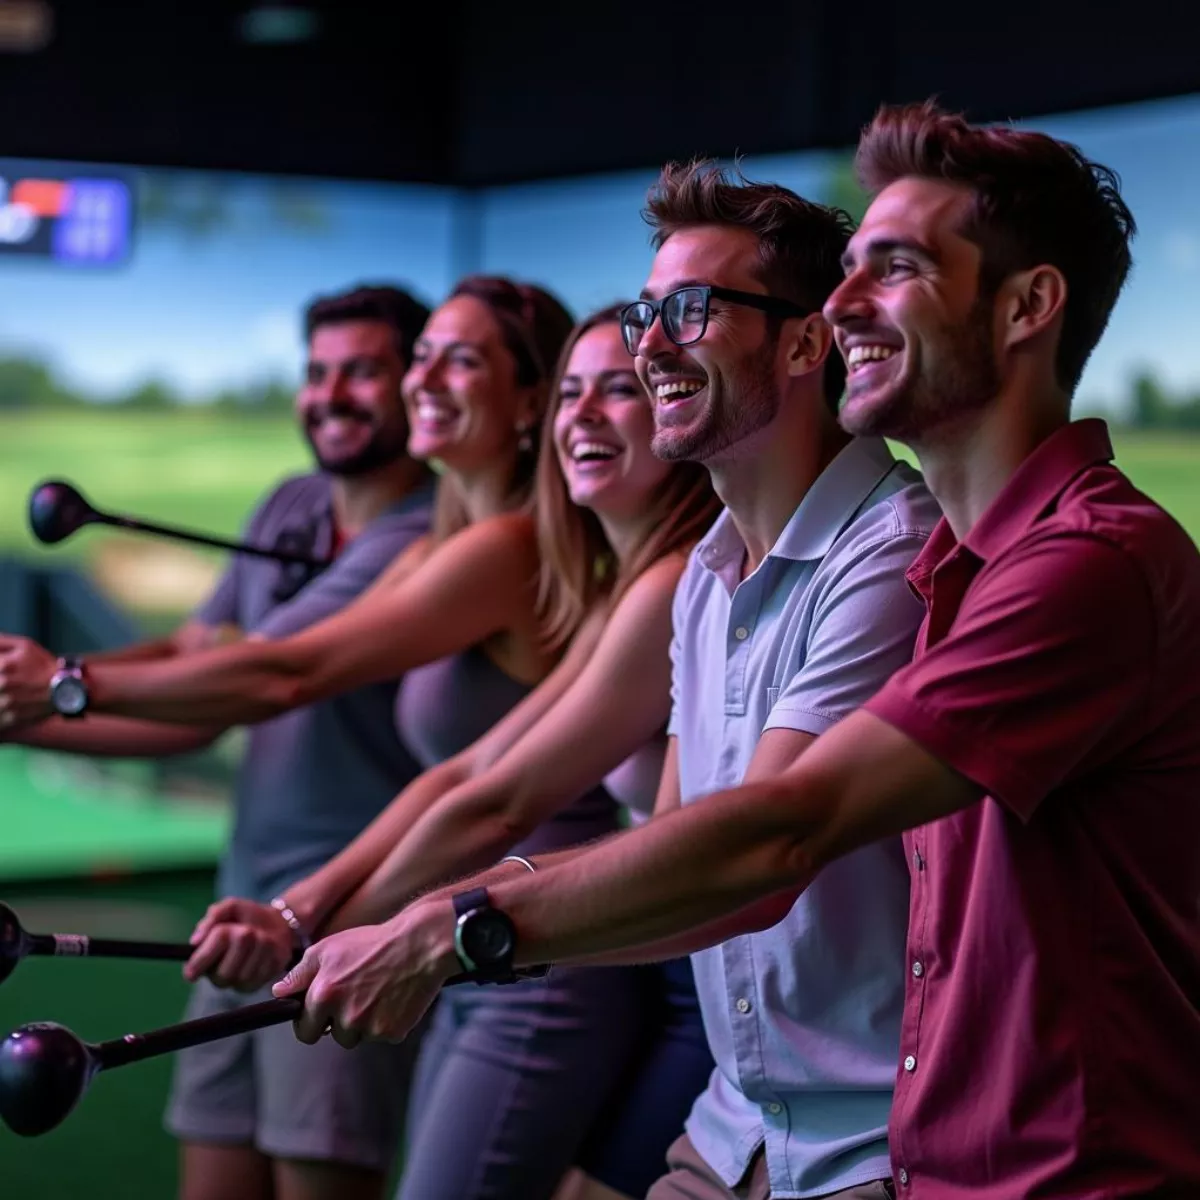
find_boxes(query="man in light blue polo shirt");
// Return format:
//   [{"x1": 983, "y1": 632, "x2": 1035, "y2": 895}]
[
  {"x1": 628, "y1": 166, "x2": 940, "y2": 1199},
  {"x1": 278, "y1": 166, "x2": 940, "y2": 1199}
]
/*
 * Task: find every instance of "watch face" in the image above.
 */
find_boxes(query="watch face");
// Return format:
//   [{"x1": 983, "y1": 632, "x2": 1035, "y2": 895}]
[
  {"x1": 53, "y1": 677, "x2": 87, "y2": 715},
  {"x1": 460, "y1": 910, "x2": 514, "y2": 968}
]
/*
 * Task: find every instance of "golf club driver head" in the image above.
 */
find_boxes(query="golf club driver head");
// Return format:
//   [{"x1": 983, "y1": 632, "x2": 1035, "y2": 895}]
[
  {"x1": 0, "y1": 1022, "x2": 95, "y2": 1136},
  {"x1": 0, "y1": 903, "x2": 23, "y2": 986},
  {"x1": 28, "y1": 480, "x2": 99, "y2": 546}
]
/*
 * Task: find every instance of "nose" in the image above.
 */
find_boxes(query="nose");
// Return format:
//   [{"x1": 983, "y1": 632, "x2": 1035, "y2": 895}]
[
  {"x1": 823, "y1": 270, "x2": 874, "y2": 330},
  {"x1": 633, "y1": 308, "x2": 676, "y2": 362},
  {"x1": 572, "y1": 383, "x2": 605, "y2": 423},
  {"x1": 406, "y1": 353, "x2": 445, "y2": 395}
]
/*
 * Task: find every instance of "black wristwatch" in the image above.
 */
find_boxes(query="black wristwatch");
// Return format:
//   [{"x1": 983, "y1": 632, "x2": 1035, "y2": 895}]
[
  {"x1": 48, "y1": 656, "x2": 89, "y2": 718},
  {"x1": 452, "y1": 888, "x2": 518, "y2": 984}
]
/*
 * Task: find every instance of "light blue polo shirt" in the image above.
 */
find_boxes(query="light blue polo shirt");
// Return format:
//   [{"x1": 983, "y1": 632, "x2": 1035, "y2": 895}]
[{"x1": 668, "y1": 436, "x2": 941, "y2": 1198}]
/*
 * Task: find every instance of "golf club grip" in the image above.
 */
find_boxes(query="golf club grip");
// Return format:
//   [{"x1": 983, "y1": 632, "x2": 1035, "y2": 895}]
[
  {"x1": 96, "y1": 513, "x2": 329, "y2": 568},
  {"x1": 28, "y1": 933, "x2": 193, "y2": 963}
]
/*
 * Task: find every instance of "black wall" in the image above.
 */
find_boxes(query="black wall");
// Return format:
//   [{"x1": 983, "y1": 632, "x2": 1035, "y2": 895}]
[{"x1": 2, "y1": 0, "x2": 1198, "y2": 185}]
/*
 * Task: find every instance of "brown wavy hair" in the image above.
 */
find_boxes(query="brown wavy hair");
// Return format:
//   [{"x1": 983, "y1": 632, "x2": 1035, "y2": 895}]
[
  {"x1": 644, "y1": 160, "x2": 855, "y2": 413},
  {"x1": 430, "y1": 275, "x2": 576, "y2": 542},
  {"x1": 854, "y1": 100, "x2": 1136, "y2": 393},
  {"x1": 534, "y1": 304, "x2": 722, "y2": 654}
]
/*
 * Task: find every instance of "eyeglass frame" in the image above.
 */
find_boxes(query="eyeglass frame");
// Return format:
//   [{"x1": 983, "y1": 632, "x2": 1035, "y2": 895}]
[{"x1": 619, "y1": 285, "x2": 812, "y2": 356}]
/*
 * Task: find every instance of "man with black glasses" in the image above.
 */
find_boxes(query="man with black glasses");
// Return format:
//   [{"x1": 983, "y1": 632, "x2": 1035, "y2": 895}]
[
  {"x1": 1, "y1": 285, "x2": 436, "y2": 1200},
  {"x1": 283, "y1": 168, "x2": 940, "y2": 1200}
]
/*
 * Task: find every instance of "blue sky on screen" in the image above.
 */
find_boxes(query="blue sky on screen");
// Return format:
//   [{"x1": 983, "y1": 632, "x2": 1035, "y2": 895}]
[{"x1": 3, "y1": 92, "x2": 1200, "y2": 414}]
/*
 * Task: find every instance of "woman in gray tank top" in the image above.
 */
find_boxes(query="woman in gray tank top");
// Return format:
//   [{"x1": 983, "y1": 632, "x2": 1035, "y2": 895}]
[{"x1": 195, "y1": 308, "x2": 724, "y2": 1200}]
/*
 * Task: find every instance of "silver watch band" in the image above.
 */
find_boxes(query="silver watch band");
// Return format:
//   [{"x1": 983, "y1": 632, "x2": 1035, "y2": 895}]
[{"x1": 270, "y1": 897, "x2": 311, "y2": 950}]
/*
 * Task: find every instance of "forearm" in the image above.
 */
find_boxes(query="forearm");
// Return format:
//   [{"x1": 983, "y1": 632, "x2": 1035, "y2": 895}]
[
  {"x1": 321, "y1": 787, "x2": 530, "y2": 933},
  {"x1": 288, "y1": 758, "x2": 474, "y2": 934},
  {"x1": 569, "y1": 890, "x2": 799, "y2": 967},
  {"x1": 8, "y1": 714, "x2": 220, "y2": 757},
  {"x1": 86, "y1": 639, "x2": 312, "y2": 725},
  {"x1": 85, "y1": 637, "x2": 182, "y2": 665},
  {"x1": 490, "y1": 778, "x2": 822, "y2": 968}
]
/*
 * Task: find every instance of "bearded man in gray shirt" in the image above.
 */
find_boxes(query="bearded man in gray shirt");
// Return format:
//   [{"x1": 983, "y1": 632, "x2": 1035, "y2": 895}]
[{"x1": 3, "y1": 284, "x2": 436, "y2": 1200}]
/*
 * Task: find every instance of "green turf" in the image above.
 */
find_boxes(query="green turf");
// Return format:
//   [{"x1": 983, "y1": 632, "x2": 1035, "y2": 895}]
[
  {"x1": 0, "y1": 413, "x2": 1194, "y2": 568},
  {"x1": 0, "y1": 409, "x2": 312, "y2": 565},
  {"x1": 0, "y1": 748, "x2": 229, "y2": 881},
  {"x1": 886, "y1": 429, "x2": 1200, "y2": 541}
]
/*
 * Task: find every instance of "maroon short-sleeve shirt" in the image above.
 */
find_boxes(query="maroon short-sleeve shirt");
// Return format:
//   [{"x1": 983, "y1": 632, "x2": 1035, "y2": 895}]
[{"x1": 865, "y1": 420, "x2": 1200, "y2": 1198}]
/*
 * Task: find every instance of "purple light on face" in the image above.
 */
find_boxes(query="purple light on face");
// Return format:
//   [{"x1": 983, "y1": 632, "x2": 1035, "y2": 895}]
[{"x1": 52, "y1": 179, "x2": 132, "y2": 264}]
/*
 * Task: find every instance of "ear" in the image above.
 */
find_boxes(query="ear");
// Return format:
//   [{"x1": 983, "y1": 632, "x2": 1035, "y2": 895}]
[
  {"x1": 514, "y1": 384, "x2": 544, "y2": 432},
  {"x1": 784, "y1": 314, "x2": 834, "y2": 380},
  {"x1": 1001, "y1": 265, "x2": 1066, "y2": 351}
]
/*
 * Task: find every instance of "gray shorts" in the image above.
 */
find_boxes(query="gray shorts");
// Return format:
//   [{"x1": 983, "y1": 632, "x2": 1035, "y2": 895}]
[{"x1": 164, "y1": 979, "x2": 424, "y2": 1173}]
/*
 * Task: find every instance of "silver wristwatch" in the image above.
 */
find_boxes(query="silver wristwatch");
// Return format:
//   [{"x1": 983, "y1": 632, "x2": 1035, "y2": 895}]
[{"x1": 48, "y1": 656, "x2": 89, "y2": 718}]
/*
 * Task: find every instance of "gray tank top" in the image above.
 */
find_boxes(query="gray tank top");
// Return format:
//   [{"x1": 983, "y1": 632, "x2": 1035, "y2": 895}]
[{"x1": 395, "y1": 645, "x2": 619, "y2": 855}]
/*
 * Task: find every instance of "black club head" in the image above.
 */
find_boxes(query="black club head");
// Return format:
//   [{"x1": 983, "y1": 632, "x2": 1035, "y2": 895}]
[
  {"x1": 28, "y1": 480, "x2": 99, "y2": 546},
  {"x1": 0, "y1": 1022, "x2": 95, "y2": 1137},
  {"x1": 0, "y1": 903, "x2": 24, "y2": 986}
]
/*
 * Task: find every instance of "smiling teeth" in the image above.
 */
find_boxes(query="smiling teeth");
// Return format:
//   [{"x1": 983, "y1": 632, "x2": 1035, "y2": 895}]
[
  {"x1": 654, "y1": 380, "x2": 704, "y2": 401},
  {"x1": 416, "y1": 402, "x2": 455, "y2": 422},
  {"x1": 571, "y1": 441, "x2": 620, "y2": 462},
  {"x1": 847, "y1": 345, "x2": 897, "y2": 370}
]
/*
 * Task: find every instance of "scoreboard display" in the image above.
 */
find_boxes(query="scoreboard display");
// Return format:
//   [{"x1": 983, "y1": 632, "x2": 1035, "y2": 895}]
[{"x1": 0, "y1": 162, "x2": 135, "y2": 266}]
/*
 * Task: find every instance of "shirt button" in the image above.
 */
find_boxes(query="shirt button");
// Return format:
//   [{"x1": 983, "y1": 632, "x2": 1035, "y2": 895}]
[
  {"x1": 911, "y1": 961, "x2": 924, "y2": 978},
  {"x1": 767, "y1": 1102, "x2": 782, "y2": 1115},
  {"x1": 899, "y1": 1168, "x2": 909, "y2": 1185},
  {"x1": 735, "y1": 998, "x2": 751, "y2": 1014},
  {"x1": 904, "y1": 1054, "x2": 917, "y2": 1072},
  {"x1": 733, "y1": 626, "x2": 749, "y2": 641}
]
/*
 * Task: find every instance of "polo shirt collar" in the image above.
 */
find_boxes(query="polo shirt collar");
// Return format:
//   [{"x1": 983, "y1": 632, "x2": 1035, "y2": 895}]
[
  {"x1": 696, "y1": 435, "x2": 901, "y2": 578},
  {"x1": 904, "y1": 418, "x2": 1115, "y2": 601}
]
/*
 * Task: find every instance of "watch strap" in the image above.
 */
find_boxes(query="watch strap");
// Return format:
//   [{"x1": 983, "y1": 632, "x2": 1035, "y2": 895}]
[{"x1": 452, "y1": 887, "x2": 489, "y2": 919}]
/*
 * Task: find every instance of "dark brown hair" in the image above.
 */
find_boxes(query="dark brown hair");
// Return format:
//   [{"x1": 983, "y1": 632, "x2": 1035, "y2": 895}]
[
  {"x1": 644, "y1": 160, "x2": 855, "y2": 410},
  {"x1": 303, "y1": 283, "x2": 431, "y2": 369},
  {"x1": 534, "y1": 304, "x2": 721, "y2": 654},
  {"x1": 855, "y1": 100, "x2": 1137, "y2": 393},
  {"x1": 430, "y1": 276, "x2": 576, "y2": 542}
]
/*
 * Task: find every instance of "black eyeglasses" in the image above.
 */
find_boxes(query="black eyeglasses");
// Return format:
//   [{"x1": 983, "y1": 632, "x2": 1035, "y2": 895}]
[{"x1": 619, "y1": 286, "x2": 811, "y2": 356}]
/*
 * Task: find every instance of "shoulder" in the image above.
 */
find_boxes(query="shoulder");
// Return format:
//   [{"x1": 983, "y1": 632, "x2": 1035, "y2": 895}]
[
  {"x1": 244, "y1": 472, "x2": 328, "y2": 535},
  {"x1": 853, "y1": 460, "x2": 942, "y2": 545},
  {"x1": 820, "y1": 465, "x2": 940, "y2": 588},
  {"x1": 431, "y1": 510, "x2": 540, "y2": 576},
  {"x1": 612, "y1": 551, "x2": 690, "y2": 620}
]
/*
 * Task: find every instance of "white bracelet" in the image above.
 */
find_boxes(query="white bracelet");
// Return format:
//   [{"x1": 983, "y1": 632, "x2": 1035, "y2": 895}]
[
  {"x1": 270, "y1": 897, "x2": 311, "y2": 950},
  {"x1": 500, "y1": 855, "x2": 537, "y2": 874}
]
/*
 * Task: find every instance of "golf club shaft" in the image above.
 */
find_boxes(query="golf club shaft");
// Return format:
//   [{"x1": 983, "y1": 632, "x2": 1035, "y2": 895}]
[
  {"x1": 96, "y1": 996, "x2": 303, "y2": 1069},
  {"x1": 89, "y1": 967, "x2": 543, "y2": 1070},
  {"x1": 93, "y1": 512, "x2": 328, "y2": 568},
  {"x1": 24, "y1": 932, "x2": 193, "y2": 963}
]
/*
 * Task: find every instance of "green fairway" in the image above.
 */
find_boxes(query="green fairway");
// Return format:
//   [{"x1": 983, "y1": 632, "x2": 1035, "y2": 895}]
[
  {"x1": 0, "y1": 409, "x2": 312, "y2": 561},
  {"x1": 0, "y1": 413, "x2": 1195, "y2": 584},
  {"x1": 887, "y1": 429, "x2": 1200, "y2": 541}
]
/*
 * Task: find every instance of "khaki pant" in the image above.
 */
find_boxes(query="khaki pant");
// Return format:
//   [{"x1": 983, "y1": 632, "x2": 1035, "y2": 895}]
[{"x1": 646, "y1": 1133, "x2": 896, "y2": 1200}]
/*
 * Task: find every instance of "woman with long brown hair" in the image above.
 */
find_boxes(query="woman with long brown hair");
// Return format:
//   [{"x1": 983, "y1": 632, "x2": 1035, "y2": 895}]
[{"x1": 180, "y1": 305, "x2": 723, "y2": 1199}]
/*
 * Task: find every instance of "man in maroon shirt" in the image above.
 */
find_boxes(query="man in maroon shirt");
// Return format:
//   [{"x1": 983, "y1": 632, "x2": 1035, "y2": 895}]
[{"x1": 274, "y1": 102, "x2": 1200, "y2": 1198}]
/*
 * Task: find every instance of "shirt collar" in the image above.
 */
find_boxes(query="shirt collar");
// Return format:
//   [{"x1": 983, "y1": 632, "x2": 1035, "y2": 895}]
[
  {"x1": 904, "y1": 418, "x2": 1115, "y2": 601},
  {"x1": 696, "y1": 436, "x2": 901, "y2": 578}
]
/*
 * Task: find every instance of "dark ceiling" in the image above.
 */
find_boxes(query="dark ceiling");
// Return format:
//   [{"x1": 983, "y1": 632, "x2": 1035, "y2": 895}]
[{"x1": 4, "y1": 0, "x2": 1200, "y2": 187}]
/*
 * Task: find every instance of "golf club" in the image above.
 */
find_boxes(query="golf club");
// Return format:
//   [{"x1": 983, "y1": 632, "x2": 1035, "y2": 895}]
[
  {"x1": 0, "y1": 901, "x2": 193, "y2": 987},
  {"x1": 28, "y1": 479, "x2": 331, "y2": 569},
  {"x1": 0, "y1": 965, "x2": 549, "y2": 1136}
]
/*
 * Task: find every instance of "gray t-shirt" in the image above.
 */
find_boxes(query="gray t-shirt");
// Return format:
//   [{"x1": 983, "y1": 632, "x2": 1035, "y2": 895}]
[{"x1": 194, "y1": 471, "x2": 435, "y2": 902}]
